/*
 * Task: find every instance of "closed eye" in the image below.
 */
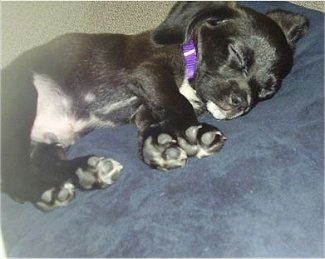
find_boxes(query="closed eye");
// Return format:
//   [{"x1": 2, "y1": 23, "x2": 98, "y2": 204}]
[{"x1": 228, "y1": 44, "x2": 248, "y2": 77}]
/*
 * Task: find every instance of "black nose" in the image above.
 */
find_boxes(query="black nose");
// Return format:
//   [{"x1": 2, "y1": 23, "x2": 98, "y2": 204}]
[{"x1": 229, "y1": 93, "x2": 248, "y2": 109}]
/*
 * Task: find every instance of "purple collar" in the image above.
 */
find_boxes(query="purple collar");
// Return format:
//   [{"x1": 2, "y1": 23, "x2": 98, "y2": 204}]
[{"x1": 181, "y1": 38, "x2": 197, "y2": 80}]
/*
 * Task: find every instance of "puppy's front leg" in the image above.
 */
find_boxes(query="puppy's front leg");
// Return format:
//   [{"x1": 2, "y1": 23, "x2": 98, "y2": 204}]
[
  {"x1": 130, "y1": 62, "x2": 199, "y2": 133},
  {"x1": 130, "y1": 62, "x2": 226, "y2": 170}
]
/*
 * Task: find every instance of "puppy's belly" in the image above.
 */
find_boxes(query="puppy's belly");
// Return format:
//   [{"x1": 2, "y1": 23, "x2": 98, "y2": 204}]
[
  {"x1": 31, "y1": 114, "x2": 107, "y2": 147},
  {"x1": 30, "y1": 74, "x2": 115, "y2": 147}
]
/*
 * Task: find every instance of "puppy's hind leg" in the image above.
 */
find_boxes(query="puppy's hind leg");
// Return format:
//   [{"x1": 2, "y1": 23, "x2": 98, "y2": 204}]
[
  {"x1": 2, "y1": 67, "x2": 122, "y2": 211},
  {"x1": 28, "y1": 141, "x2": 78, "y2": 211},
  {"x1": 1, "y1": 69, "x2": 80, "y2": 210},
  {"x1": 29, "y1": 139, "x2": 123, "y2": 211},
  {"x1": 1, "y1": 63, "x2": 41, "y2": 204},
  {"x1": 30, "y1": 73, "x2": 124, "y2": 210}
]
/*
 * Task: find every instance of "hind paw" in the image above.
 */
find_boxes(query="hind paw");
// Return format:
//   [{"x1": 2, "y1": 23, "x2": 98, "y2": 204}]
[
  {"x1": 36, "y1": 181, "x2": 75, "y2": 212},
  {"x1": 75, "y1": 156, "x2": 123, "y2": 189}
]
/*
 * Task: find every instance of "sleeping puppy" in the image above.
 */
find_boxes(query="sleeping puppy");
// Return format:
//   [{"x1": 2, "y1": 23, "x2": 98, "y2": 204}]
[{"x1": 1, "y1": 2, "x2": 308, "y2": 211}]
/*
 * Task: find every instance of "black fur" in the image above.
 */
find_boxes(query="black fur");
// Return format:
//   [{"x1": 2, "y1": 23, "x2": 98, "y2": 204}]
[{"x1": 1, "y1": 2, "x2": 308, "y2": 211}]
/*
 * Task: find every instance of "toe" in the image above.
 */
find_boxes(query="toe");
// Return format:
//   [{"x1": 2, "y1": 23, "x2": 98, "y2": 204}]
[
  {"x1": 76, "y1": 168, "x2": 97, "y2": 189},
  {"x1": 165, "y1": 147, "x2": 181, "y2": 160},
  {"x1": 88, "y1": 156, "x2": 100, "y2": 168},
  {"x1": 157, "y1": 133, "x2": 175, "y2": 145},
  {"x1": 185, "y1": 125, "x2": 202, "y2": 143},
  {"x1": 201, "y1": 131, "x2": 217, "y2": 146}
]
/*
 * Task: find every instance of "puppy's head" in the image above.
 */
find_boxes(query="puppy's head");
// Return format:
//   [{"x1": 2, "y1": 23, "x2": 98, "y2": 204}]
[{"x1": 152, "y1": 2, "x2": 309, "y2": 119}]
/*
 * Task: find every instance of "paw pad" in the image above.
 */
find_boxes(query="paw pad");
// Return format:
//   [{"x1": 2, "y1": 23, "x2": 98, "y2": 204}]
[
  {"x1": 142, "y1": 124, "x2": 226, "y2": 171},
  {"x1": 36, "y1": 181, "x2": 75, "y2": 212},
  {"x1": 76, "y1": 156, "x2": 123, "y2": 189},
  {"x1": 143, "y1": 134, "x2": 187, "y2": 170},
  {"x1": 178, "y1": 125, "x2": 226, "y2": 158}
]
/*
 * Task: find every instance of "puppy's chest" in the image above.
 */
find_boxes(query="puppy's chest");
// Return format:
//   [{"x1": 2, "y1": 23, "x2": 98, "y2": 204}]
[{"x1": 179, "y1": 78, "x2": 204, "y2": 113}]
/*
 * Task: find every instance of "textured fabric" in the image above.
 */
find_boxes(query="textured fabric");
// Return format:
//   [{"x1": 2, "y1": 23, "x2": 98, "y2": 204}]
[{"x1": 1, "y1": 2, "x2": 324, "y2": 257}]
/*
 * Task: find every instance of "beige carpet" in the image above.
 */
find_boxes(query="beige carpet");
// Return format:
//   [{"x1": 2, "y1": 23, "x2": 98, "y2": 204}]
[
  {"x1": 1, "y1": 1, "x2": 323, "y2": 67},
  {"x1": 1, "y1": 1, "x2": 174, "y2": 67}
]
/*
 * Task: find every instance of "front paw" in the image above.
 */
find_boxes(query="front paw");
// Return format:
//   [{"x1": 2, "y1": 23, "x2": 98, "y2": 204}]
[
  {"x1": 142, "y1": 133, "x2": 187, "y2": 170},
  {"x1": 142, "y1": 124, "x2": 225, "y2": 170},
  {"x1": 177, "y1": 124, "x2": 226, "y2": 158}
]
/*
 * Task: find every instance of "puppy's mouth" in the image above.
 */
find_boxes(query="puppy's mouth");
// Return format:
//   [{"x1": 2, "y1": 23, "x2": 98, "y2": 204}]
[{"x1": 206, "y1": 99, "x2": 251, "y2": 120}]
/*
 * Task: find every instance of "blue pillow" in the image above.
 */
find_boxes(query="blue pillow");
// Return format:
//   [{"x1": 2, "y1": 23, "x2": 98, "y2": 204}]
[{"x1": 2, "y1": 1, "x2": 324, "y2": 257}]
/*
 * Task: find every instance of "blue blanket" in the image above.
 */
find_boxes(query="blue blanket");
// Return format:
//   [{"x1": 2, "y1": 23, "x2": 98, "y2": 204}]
[{"x1": 1, "y1": 1, "x2": 324, "y2": 257}]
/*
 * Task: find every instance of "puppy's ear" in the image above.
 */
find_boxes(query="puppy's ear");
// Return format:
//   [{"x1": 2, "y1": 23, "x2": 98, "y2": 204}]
[
  {"x1": 266, "y1": 9, "x2": 309, "y2": 47},
  {"x1": 152, "y1": 1, "x2": 237, "y2": 45}
]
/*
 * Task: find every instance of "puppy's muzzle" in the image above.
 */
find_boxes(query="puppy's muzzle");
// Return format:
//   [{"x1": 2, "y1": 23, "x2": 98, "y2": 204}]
[
  {"x1": 228, "y1": 92, "x2": 249, "y2": 110},
  {"x1": 207, "y1": 90, "x2": 251, "y2": 120}
]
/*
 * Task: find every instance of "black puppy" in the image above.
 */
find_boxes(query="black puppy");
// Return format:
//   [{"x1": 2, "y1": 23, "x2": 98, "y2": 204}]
[{"x1": 1, "y1": 2, "x2": 308, "y2": 211}]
